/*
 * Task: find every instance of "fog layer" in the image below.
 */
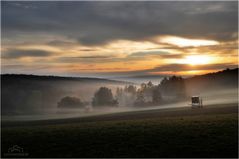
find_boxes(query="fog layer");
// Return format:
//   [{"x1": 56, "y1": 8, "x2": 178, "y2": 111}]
[{"x1": 2, "y1": 69, "x2": 238, "y2": 121}]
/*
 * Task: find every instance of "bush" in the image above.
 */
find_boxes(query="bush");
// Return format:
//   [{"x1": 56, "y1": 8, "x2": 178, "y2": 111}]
[{"x1": 57, "y1": 96, "x2": 85, "y2": 108}]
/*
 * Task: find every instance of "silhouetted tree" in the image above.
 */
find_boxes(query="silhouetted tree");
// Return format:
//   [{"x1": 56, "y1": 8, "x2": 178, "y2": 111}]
[
  {"x1": 115, "y1": 85, "x2": 137, "y2": 107},
  {"x1": 147, "y1": 81, "x2": 153, "y2": 88},
  {"x1": 116, "y1": 87, "x2": 124, "y2": 100},
  {"x1": 124, "y1": 85, "x2": 137, "y2": 95},
  {"x1": 159, "y1": 76, "x2": 186, "y2": 98},
  {"x1": 152, "y1": 88, "x2": 162, "y2": 104},
  {"x1": 58, "y1": 96, "x2": 85, "y2": 108},
  {"x1": 140, "y1": 83, "x2": 147, "y2": 91},
  {"x1": 134, "y1": 90, "x2": 146, "y2": 106},
  {"x1": 92, "y1": 87, "x2": 118, "y2": 107},
  {"x1": 138, "y1": 81, "x2": 155, "y2": 102}
]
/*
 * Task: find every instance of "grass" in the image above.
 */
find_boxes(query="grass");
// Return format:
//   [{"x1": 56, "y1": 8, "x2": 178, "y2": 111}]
[{"x1": 1, "y1": 113, "x2": 238, "y2": 158}]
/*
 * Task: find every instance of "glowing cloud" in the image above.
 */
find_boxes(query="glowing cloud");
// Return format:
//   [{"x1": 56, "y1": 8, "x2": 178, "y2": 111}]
[
  {"x1": 159, "y1": 36, "x2": 219, "y2": 47},
  {"x1": 177, "y1": 55, "x2": 214, "y2": 65}
]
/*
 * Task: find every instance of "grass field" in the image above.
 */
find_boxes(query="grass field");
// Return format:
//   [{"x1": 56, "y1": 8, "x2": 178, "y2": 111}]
[{"x1": 1, "y1": 105, "x2": 238, "y2": 158}]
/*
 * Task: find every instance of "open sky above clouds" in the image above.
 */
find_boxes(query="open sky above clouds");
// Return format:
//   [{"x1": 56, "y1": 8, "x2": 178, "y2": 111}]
[{"x1": 1, "y1": 1, "x2": 238, "y2": 78}]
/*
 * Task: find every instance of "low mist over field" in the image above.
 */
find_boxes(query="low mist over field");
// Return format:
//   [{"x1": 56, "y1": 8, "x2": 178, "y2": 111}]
[
  {"x1": 2, "y1": 68, "x2": 238, "y2": 121},
  {"x1": 1, "y1": 75, "x2": 128, "y2": 115}
]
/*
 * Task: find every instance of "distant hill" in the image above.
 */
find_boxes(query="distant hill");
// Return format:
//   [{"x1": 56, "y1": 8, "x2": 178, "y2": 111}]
[
  {"x1": 1, "y1": 68, "x2": 238, "y2": 115},
  {"x1": 1, "y1": 74, "x2": 127, "y2": 83},
  {"x1": 185, "y1": 68, "x2": 238, "y2": 95},
  {"x1": 1, "y1": 74, "x2": 129, "y2": 115}
]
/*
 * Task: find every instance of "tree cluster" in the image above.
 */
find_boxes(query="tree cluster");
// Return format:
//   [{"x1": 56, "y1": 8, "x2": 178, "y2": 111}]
[
  {"x1": 116, "y1": 85, "x2": 137, "y2": 106},
  {"x1": 57, "y1": 96, "x2": 85, "y2": 108},
  {"x1": 159, "y1": 76, "x2": 186, "y2": 98},
  {"x1": 134, "y1": 81, "x2": 162, "y2": 106},
  {"x1": 57, "y1": 75, "x2": 186, "y2": 108},
  {"x1": 115, "y1": 81, "x2": 162, "y2": 107},
  {"x1": 92, "y1": 87, "x2": 118, "y2": 107},
  {"x1": 116, "y1": 76, "x2": 186, "y2": 107}
]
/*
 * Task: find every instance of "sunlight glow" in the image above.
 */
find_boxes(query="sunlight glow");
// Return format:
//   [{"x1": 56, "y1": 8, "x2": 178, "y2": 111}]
[
  {"x1": 181, "y1": 55, "x2": 213, "y2": 65},
  {"x1": 104, "y1": 40, "x2": 160, "y2": 55},
  {"x1": 160, "y1": 36, "x2": 219, "y2": 47},
  {"x1": 150, "y1": 69, "x2": 219, "y2": 76}
]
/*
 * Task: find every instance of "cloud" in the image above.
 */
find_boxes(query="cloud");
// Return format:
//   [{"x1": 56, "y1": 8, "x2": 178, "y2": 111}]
[
  {"x1": 2, "y1": 49, "x2": 53, "y2": 59},
  {"x1": 128, "y1": 51, "x2": 169, "y2": 57},
  {"x1": 74, "y1": 55, "x2": 113, "y2": 59},
  {"x1": 56, "y1": 55, "x2": 116, "y2": 64},
  {"x1": 1, "y1": 64, "x2": 52, "y2": 75},
  {"x1": 2, "y1": 1, "x2": 238, "y2": 46},
  {"x1": 1, "y1": 1, "x2": 237, "y2": 77},
  {"x1": 47, "y1": 40, "x2": 76, "y2": 47},
  {"x1": 90, "y1": 63, "x2": 238, "y2": 77},
  {"x1": 56, "y1": 50, "x2": 178, "y2": 64},
  {"x1": 129, "y1": 51, "x2": 183, "y2": 59}
]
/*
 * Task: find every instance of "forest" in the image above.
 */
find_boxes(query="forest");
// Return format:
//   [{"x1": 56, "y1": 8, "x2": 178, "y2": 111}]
[{"x1": 1, "y1": 68, "x2": 238, "y2": 114}]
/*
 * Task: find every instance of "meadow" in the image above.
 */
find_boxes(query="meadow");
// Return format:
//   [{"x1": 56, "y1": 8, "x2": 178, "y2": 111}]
[{"x1": 1, "y1": 105, "x2": 238, "y2": 158}]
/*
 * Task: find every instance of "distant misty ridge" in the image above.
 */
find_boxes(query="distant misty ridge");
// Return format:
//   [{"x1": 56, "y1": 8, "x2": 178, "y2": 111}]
[
  {"x1": 2, "y1": 67, "x2": 238, "y2": 84},
  {"x1": 1, "y1": 68, "x2": 238, "y2": 115}
]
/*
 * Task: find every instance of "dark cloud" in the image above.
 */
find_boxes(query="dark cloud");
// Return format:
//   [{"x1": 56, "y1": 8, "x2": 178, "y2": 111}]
[
  {"x1": 47, "y1": 40, "x2": 76, "y2": 46},
  {"x1": 78, "y1": 49, "x2": 98, "y2": 52},
  {"x1": 56, "y1": 55, "x2": 116, "y2": 63},
  {"x1": 75, "y1": 55, "x2": 112, "y2": 59},
  {"x1": 129, "y1": 51, "x2": 169, "y2": 57},
  {"x1": 2, "y1": 49, "x2": 53, "y2": 59},
  {"x1": 2, "y1": 1, "x2": 237, "y2": 77},
  {"x1": 1, "y1": 64, "x2": 51, "y2": 75},
  {"x1": 129, "y1": 51, "x2": 183, "y2": 59},
  {"x1": 57, "y1": 51, "x2": 177, "y2": 64},
  {"x1": 2, "y1": 1, "x2": 238, "y2": 46}
]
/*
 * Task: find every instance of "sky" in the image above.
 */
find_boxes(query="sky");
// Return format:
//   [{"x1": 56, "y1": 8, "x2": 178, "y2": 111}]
[{"x1": 1, "y1": 1, "x2": 238, "y2": 78}]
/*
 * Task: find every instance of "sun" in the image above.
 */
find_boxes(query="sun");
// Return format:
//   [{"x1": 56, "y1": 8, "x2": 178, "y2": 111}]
[{"x1": 183, "y1": 55, "x2": 212, "y2": 65}]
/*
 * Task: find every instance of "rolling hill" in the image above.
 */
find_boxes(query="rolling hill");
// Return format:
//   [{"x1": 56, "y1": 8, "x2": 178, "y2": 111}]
[
  {"x1": 1, "y1": 74, "x2": 129, "y2": 115},
  {"x1": 185, "y1": 68, "x2": 238, "y2": 95}
]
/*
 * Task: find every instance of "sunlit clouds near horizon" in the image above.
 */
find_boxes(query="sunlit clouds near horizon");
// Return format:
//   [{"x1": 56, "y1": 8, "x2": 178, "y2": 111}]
[{"x1": 1, "y1": 1, "x2": 238, "y2": 78}]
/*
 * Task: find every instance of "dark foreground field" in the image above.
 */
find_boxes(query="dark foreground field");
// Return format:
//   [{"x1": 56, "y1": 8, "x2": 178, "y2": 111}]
[{"x1": 1, "y1": 104, "x2": 238, "y2": 158}]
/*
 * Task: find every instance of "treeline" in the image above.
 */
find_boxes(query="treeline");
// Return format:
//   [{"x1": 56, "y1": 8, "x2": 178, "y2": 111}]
[
  {"x1": 58, "y1": 87, "x2": 118, "y2": 108},
  {"x1": 1, "y1": 74, "x2": 125, "y2": 114},
  {"x1": 115, "y1": 76, "x2": 186, "y2": 107},
  {"x1": 58, "y1": 76, "x2": 186, "y2": 108},
  {"x1": 3, "y1": 68, "x2": 237, "y2": 112},
  {"x1": 185, "y1": 68, "x2": 238, "y2": 94}
]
